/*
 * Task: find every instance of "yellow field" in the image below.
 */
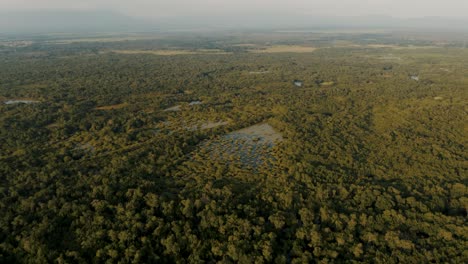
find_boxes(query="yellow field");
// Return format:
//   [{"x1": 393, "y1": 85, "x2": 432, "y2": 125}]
[
  {"x1": 110, "y1": 49, "x2": 230, "y2": 56},
  {"x1": 366, "y1": 44, "x2": 439, "y2": 49},
  {"x1": 49, "y1": 36, "x2": 161, "y2": 44},
  {"x1": 320, "y1": 81, "x2": 335, "y2": 86},
  {"x1": 109, "y1": 46, "x2": 318, "y2": 55},
  {"x1": 332, "y1": 43, "x2": 440, "y2": 50},
  {"x1": 250, "y1": 45, "x2": 317, "y2": 53},
  {"x1": 232, "y1": 43, "x2": 258, "y2": 47},
  {"x1": 231, "y1": 123, "x2": 283, "y2": 142},
  {"x1": 95, "y1": 103, "x2": 128, "y2": 110}
]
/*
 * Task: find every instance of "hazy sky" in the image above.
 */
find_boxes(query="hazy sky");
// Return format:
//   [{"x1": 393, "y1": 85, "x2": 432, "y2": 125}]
[{"x1": 1, "y1": 0, "x2": 467, "y2": 19}]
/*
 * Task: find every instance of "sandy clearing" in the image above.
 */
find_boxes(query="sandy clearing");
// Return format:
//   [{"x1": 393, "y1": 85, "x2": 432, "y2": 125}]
[
  {"x1": 231, "y1": 123, "x2": 283, "y2": 143},
  {"x1": 320, "y1": 81, "x2": 335, "y2": 86},
  {"x1": 164, "y1": 105, "x2": 182, "y2": 112},
  {"x1": 250, "y1": 45, "x2": 317, "y2": 53},
  {"x1": 95, "y1": 103, "x2": 128, "y2": 110},
  {"x1": 233, "y1": 43, "x2": 258, "y2": 47},
  {"x1": 111, "y1": 49, "x2": 231, "y2": 56},
  {"x1": 249, "y1": 71, "x2": 270, "y2": 74},
  {"x1": 4, "y1": 99, "x2": 40, "y2": 105},
  {"x1": 367, "y1": 44, "x2": 439, "y2": 49}
]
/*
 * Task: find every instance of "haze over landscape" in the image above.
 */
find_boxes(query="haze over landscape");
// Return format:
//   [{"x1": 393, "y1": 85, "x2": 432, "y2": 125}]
[
  {"x1": 1, "y1": 0, "x2": 468, "y2": 33},
  {"x1": 0, "y1": 0, "x2": 467, "y2": 263}
]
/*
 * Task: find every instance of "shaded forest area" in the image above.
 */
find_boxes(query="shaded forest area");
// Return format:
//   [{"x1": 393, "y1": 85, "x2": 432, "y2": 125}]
[{"x1": 0, "y1": 32, "x2": 467, "y2": 263}]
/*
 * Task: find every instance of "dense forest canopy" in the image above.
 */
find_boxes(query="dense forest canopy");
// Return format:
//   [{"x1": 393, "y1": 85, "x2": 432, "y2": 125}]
[{"x1": 0, "y1": 31, "x2": 467, "y2": 263}]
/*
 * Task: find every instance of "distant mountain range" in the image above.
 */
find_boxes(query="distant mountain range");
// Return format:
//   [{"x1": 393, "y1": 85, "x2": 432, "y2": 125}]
[{"x1": 1, "y1": 10, "x2": 467, "y2": 34}]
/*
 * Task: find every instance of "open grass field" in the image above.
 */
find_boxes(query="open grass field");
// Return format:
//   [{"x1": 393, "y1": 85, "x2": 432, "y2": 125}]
[
  {"x1": 110, "y1": 49, "x2": 231, "y2": 55},
  {"x1": 250, "y1": 45, "x2": 317, "y2": 53},
  {"x1": 94, "y1": 103, "x2": 128, "y2": 110}
]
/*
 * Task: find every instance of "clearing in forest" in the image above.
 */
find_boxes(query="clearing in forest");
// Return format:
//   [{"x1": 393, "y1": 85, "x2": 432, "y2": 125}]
[
  {"x1": 320, "y1": 81, "x2": 335, "y2": 86},
  {"x1": 231, "y1": 123, "x2": 283, "y2": 143},
  {"x1": 249, "y1": 71, "x2": 270, "y2": 74},
  {"x1": 232, "y1": 43, "x2": 258, "y2": 47},
  {"x1": 110, "y1": 49, "x2": 230, "y2": 56},
  {"x1": 164, "y1": 101, "x2": 203, "y2": 112},
  {"x1": 366, "y1": 44, "x2": 439, "y2": 49},
  {"x1": 94, "y1": 103, "x2": 128, "y2": 110},
  {"x1": 197, "y1": 123, "x2": 283, "y2": 168},
  {"x1": 189, "y1": 101, "x2": 202, "y2": 106},
  {"x1": 250, "y1": 45, "x2": 316, "y2": 53},
  {"x1": 4, "y1": 99, "x2": 40, "y2": 105},
  {"x1": 159, "y1": 120, "x2": 229, "y2": 132},
  {"x1": 163, "y1": 105, "x2": 182, "y2": 112}
]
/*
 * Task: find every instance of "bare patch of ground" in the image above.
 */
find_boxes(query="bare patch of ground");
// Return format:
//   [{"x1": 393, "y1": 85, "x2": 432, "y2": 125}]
[
  {"x1": 189, "y1": 101, "x2": 202, "y2": 106},
  {"x1": 95, "y1": 103, "x2": 128, "y2": 110},
  {"x1": 196, "y1": 123, "x2": 283, "y2": 168},
  {"x1": 164, "y1": 101, "x2": 202, "y2": 112},
  {"x1": 4, "y1": 99, "x2": 40, "y2": 105},
  {"x1": 367, "y1": 44, "x2": 439, "y2": 50},
  {"x1": 249, "y1": 71, "x2": 270, "y2": 74},
  {"x1": 112, "y1": 50, "x2": 197, "y2": 55},
  {"x1": 0, "y1": 40, "x2": 33, "y2": 47},
  {"x1": 233, "y1": 43, "x2": 258, "y2": 47},
  {"x1": 164, "y1": 105, "x2": 181, "y2": 112},
  {"x1": 48, "y1": 36, "x2": 162, "y2": 44},
  {"x1": 111, "y1": 49, "x2": 230, "y2": 56},
  {"x1": 320, "y1": 81, "x2": 335, "y2": 86},
  {"x1": 250, "y1": 45, "x2": 316, "y2": 53},
  {"x1": 231, "y1": 123, "x2": 283, "y2": 143}
]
